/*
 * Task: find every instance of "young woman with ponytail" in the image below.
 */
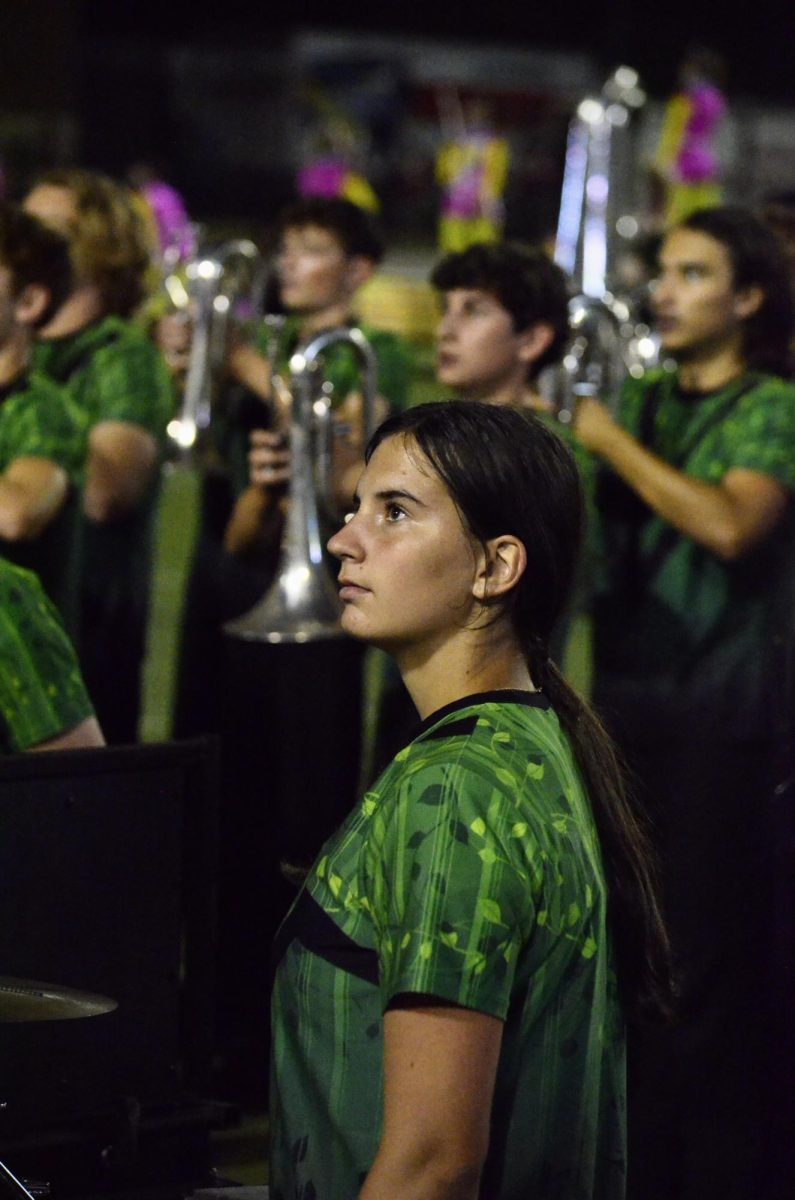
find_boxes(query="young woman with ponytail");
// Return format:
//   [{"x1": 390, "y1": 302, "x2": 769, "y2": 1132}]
[{"x1": 269, "y1": 401, "x2": 673, "y2": 1200}]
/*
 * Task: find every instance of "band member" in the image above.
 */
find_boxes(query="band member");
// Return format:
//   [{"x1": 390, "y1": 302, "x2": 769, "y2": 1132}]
[
  {"x1": 24, "y1": 169, "x2": 174, "y2": 742},
  {"x1": 271, "y1": 401, "x2": 672, "y2": 1199},
  {"x1": 175, "y1": 196, "x2": 410, "y2": 741},
  {"x1": 0, "y1": 557, "x2": 103, "y2": 753},
  {"x1": 0, "y1": 204, "x2": 85, "y2": 625},
  {"x1": 431, "y1": 241, "x2": 570, "y2": 409},
  {"x1": 224, "y1": 196, "x2": 410, "y2": 557},
  {"x1": 572, "y1": 207, "x2": 795, "y2": 1198}
]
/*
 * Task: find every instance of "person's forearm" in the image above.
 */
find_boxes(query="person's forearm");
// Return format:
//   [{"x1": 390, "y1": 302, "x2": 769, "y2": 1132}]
[
  {"x1": 84, "y1": 423, "x2": 159, "y2": 522},
  {"x1": 360, "y1": 1147, "x2": 481, "y2": 1200},
  {"x1": 0, "y1": 474, "x2": 66, "y2": 540},
  {"x1": 594, "y1": 423, "x2": 757, "y2": 560},
  {"x1": 223, "y1": 485, "x2": 285, "y2": 557},
  {"x1": 31, "y1": 716, "x2": 105, "y2": 752},
  {"x1": 227, "y1": 342, "x2": 273, "y2": 401},
  {"x1": 84, "y1": 451, "x2": 153, "y2": 522}
]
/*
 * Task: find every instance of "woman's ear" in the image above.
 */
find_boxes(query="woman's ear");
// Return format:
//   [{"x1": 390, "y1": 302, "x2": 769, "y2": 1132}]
[{"x1": 473, "y1": 535, "x2": 527, "y2": 603}]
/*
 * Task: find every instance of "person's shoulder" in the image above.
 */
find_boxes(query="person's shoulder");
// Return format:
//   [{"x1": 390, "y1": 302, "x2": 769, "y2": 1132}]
[
  {"x1": 0, "y1": 558, "x2": 45, "y2": 608},
  {"x1": 94, "y1": 315, "x2": 161, "y2": 358},
  {"x1": 358, "y1": 323, "x2": 408, "y2": 351},
  {"x1": 400, "y1": 695, "x2": 561, "y2": 785},
  {"x1": 89, "y1": 316, "x2": 173, "y2": 407},
  {"x1": 25, "y1": 369, "x2": 86, "y2": 420},
  {"x1": 621, "y1": 365, "x2": 672, "y2": 398},
  {"x1": 742, "y1": 371, "x2": 795, "y2": 404}
]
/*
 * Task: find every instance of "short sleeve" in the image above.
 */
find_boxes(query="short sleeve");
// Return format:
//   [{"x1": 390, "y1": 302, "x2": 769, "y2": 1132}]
[
  {"x1": 0, "y1": 567, "x2": 94, "y2": 751},
  {"x1": 90, "y1": 337, "x2": 173, "y2": 438},
  {"x1": 363, "y1": 758, "x2": 537, "y2": 1019},
  {"x1": 0, "y1": 379, "x2": 86, "y2": 480},
  {"x1": 719, "y1": 381, "x2": 795, "y2": 491}
]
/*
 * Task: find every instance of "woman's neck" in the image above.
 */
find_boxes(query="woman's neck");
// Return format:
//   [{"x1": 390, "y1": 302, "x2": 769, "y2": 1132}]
[
  {"x1": 676, "y1": 340, "x2": 748, "y2": 392},
  {"x1": 398, "y1": 631, "x2": 535, "y2": 721},
  {"x1": 37, "y1": 285, "x2": 105, "y2": 340},
  {"x1": 0, "y1": 331, "x2": 30, "y2": 387},
  {"x1": 297, "y1": 302, "x2": 353, "y2": 342}
]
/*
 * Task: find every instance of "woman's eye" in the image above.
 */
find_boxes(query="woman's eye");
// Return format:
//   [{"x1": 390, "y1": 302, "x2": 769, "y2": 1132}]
[{"x1": 385, "y1": 504, "x2": 406, "y2": 522}]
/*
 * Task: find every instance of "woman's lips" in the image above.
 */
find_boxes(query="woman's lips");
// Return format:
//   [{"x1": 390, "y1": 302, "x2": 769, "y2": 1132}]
[{"x1": 338, "y1": 581, "x2": 369, "y2": 599}]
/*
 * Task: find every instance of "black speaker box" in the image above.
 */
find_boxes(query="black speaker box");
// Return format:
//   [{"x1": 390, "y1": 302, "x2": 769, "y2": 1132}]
[{"x1": 0, "y1": 738, "x2": 220, "y2": 1187}]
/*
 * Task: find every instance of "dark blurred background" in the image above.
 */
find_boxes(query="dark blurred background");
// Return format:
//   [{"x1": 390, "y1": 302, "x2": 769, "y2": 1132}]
[{"x1": 1, "y1": 1, "x2": 792, "y2": 242}]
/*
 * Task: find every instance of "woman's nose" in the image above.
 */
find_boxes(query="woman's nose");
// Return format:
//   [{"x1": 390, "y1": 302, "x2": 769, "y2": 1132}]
[{"x1": 327, "y1": 513, "x2": 360, "y2": 560}]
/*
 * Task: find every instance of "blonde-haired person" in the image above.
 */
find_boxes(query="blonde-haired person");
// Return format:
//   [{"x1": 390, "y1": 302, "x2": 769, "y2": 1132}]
[{"x1": 24, "y1": 169, "x2": 173, "y2": 742}]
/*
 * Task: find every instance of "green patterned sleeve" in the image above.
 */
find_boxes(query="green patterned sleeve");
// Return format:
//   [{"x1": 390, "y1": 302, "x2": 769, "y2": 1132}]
[
  {"x1": 364, "y1": 756, "x2": 537, "y2": 1019},
  {"x1": 91, "y1": 337, "x2": 173, "y2": 439},
  {"x1": 720, "y1": 378, "x2": 795, "y2": 490},
  {"x1": 0, "y1": 378, "x2": 86, "y2": 481},
  {"x1": 0, "y1": 565, "x2": 94, "y2": 752}
]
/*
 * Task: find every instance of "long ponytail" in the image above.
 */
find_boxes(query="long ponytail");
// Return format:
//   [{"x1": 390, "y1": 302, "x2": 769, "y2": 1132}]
[{"x1": 530, "y1": 653, "x2": 676, "y2": 1024}]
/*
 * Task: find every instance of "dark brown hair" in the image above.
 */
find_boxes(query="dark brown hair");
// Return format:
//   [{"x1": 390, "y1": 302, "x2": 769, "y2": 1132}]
[
  {"x1": 0, "y1": 203, "x2": 73, "y2": 328},
  {"x1": 431, "y1": 242, "x2": 570, "y2": 379}
]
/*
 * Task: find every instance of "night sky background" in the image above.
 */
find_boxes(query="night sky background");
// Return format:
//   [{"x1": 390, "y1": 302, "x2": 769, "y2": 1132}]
[
  {"x1": 1, "y1": 1, "x2": 792, "y2": 227},
  {"x1": 80, "y1": 0, "x2": 794, "y2": 102}
]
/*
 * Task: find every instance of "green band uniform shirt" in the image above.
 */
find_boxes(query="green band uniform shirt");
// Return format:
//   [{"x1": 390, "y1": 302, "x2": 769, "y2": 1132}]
[
  {"x1": 0, "y1": 369, "x2": 86, "y2": 621},
  {"x1": 271, "y1": 691, "x2": 626, "y2": 1200},
  {"x1": 32, "y1": 315, "x2": 174, "y2": 608},
  {"x1": 592, "y1": 367, "x2": 795, "y2": 741},
  {"x1": 0, "y1": 559, "x2": 94, "y2": 753},
  {"x1": 32, "y1": 315, "x2": 174, "y2": 739}
]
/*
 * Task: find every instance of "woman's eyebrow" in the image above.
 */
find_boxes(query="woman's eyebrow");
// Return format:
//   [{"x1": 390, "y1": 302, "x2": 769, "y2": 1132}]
[{"x1": 374, "y1": 488, "x2": 427, "y2": 507}]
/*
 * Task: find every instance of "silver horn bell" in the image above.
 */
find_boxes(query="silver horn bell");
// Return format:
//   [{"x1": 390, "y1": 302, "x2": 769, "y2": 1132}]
[{"x1": 224, "y1": 326, "x2": 377, "y2": 644}]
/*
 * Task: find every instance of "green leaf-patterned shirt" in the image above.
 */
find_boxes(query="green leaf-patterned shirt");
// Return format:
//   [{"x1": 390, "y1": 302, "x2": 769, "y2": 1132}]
[
  {"x1": 32, "y1": 315, "x2": 173, "y2": 439},
  {"x1": 0, "y1": 558, "x2": 94, "y2": 753},
  {"x1": 32, "y1": 315, "x2": 174, "y2": 604},
  {"x1": 592, "y1": 367, "x2": 795, "y2": 741},
  {"x1": 271, "y1": 691, "x2": 626, "y2": 1200},
  {"x1": 0, "y1": 368, "x2": 85, "y2": 479},
  {"x1": 0, "y1": 370, "x2": 87, "y2": 622}
]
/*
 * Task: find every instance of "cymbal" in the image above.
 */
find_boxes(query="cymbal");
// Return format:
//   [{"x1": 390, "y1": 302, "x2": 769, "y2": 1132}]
[{"x1": 0, "y1": 976, "x2": 118, "y2": 1023}]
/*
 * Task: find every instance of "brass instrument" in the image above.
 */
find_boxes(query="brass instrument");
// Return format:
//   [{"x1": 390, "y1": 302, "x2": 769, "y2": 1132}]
[
  {"x1": 165, "y1": 238, "x2": 264, "y2": 455},
  {"x1": 224, "y1": 326, "x2": 378, "y2": 644},
  {"x1": 550, "y1": 66, "x2": 658, "y2": 421}
]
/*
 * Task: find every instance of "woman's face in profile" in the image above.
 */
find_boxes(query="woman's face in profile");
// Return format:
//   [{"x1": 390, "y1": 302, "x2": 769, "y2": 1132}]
[{"x1": 327, "y1": 434, "x2": 482, "y2": 655}]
